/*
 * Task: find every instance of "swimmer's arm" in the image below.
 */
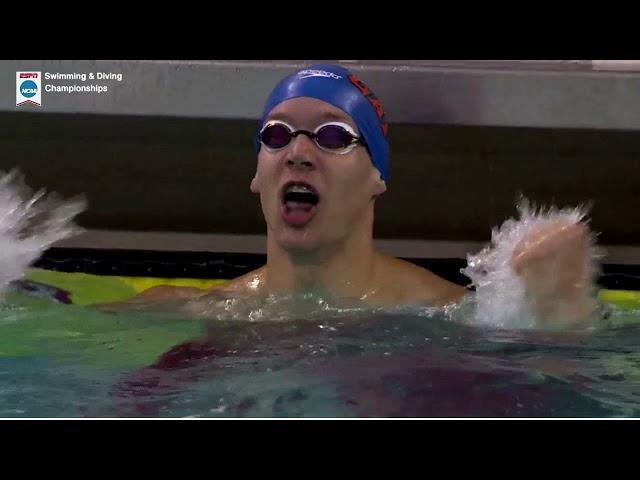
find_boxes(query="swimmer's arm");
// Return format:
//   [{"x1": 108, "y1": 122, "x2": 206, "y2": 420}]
[
  {"x1": 94, "y1": 269, "x2": 263, "y2": 312},
  {"x1": 511, "y1": 222, "x2": 599, "y2": 327},
  {"x1": 133, "y1": 285, "x2": 207, "y2": 301},
  {"x1": 94, "y1": 285, "x2": 212, "y2": 312}
]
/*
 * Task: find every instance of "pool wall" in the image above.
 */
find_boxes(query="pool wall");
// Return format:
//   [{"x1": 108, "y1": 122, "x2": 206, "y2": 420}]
[{"x1": 1, "y1": 60, "x2": 639, "y2": 264}]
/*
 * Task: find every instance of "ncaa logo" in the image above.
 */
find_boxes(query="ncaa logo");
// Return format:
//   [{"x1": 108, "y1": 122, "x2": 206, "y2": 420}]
[{"x1": 16, "y1": 72, "x2": 42, "y2": 107}]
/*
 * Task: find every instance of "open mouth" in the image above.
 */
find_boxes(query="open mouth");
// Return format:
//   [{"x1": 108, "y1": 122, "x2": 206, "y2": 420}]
[{"x1": 280, "y1": 182, "x2": 320, "y2": 228}]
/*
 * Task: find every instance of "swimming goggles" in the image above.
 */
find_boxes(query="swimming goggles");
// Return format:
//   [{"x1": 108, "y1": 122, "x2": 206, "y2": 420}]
[{"x1": 258, "y1": 120, "x2": 366, "y2": 155}]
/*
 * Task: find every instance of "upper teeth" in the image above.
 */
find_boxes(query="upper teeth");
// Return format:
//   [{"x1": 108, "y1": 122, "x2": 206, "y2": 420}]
[{"x1": 287, "y1": 185, "x2": 314, "y2": 194}]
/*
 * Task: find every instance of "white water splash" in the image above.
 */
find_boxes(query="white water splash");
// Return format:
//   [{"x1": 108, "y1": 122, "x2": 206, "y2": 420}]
[
  {"x1": 0, "y1": 170, "x2": 86, "y2": 297},
  {"x1": 184, "y1": 291, "x2": 373, "y2": 323},
  {"x1": 461, "y1": 198, "x2": 601, "y2": 329},
  {"x1": 182, "y1": 289, "x2": 444, "y2": 324}
]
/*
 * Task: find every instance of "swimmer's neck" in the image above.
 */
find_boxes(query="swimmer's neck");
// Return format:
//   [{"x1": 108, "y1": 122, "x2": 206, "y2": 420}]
[{"x1": 264, "y1": 229, "x2": 380, "y2": 299}]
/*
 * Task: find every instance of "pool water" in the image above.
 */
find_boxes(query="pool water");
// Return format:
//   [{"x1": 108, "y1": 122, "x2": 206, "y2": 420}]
[{"x1": 2, "y1": 291, "x2": 639, "y2": 418}]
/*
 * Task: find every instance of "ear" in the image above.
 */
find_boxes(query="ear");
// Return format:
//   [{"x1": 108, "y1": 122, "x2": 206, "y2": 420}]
[
  {"x1": 371, "y1": 172, "x2": 387, "y2": 197},
  {"x1": 250, "y1": 174, "x2": 260, "y2": 194}
]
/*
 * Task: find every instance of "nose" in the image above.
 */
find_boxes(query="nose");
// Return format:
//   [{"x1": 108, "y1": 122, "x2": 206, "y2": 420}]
[{"x1": 283, "y1": 134, "x2": 317, "y2": 171}]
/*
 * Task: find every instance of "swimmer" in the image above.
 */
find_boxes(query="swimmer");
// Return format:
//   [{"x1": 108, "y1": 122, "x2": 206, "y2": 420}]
[{"x1": 131, "y1": 64, "x2": 597, "y2": 326}]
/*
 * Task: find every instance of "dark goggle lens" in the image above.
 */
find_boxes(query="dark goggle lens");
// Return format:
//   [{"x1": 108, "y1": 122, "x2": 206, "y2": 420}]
[
  {"x1": 260, "y1": 123, "x2": 293, "y2": 149},
  {"x1": 315, "y1": 125, "x2": 357, "y2": 149}
]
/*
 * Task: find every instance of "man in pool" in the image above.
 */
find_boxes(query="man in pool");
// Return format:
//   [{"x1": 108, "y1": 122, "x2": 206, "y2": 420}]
[{"x1": 135, "y1": 64, "x2": 597, "y2": 326}]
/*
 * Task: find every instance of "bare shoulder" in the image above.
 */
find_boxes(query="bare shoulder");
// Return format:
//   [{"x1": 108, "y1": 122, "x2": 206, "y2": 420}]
[
  {"x1": 128, "y1": 267, "x2": 266, "y2": 303},
  {"x1": 375, "y1": 255, "x2": 467, "y2": 306},
  {"x1": 208, "y1": 266, "x2": 266, "y2": 296}
]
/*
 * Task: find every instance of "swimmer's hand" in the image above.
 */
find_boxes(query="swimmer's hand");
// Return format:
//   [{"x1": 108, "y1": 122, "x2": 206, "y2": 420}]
[{"x1": 511, "y1": 221, "x2": 598, "y2": 327}]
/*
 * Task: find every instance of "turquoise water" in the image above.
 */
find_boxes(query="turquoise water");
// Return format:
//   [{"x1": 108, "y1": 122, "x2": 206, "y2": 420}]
[
  {"x1": 1, "y1": 293, "x2": 639, "y2": 418},
  {"x1": 1, "y1": 171, "x2": 631, "y2": 417}
]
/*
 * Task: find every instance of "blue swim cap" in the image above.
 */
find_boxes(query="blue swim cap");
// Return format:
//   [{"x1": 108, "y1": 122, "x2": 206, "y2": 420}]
[{"x1": 256, "y1": 64, "x2": 390, "y2": 182}]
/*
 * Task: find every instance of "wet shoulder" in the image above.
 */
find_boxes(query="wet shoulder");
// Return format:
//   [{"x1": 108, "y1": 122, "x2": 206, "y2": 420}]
[
  {"x1": 376, "y1": 255, "x2": 466, "y2": 307},
  {"x1": 133, "y1": 267, "x2": 266, "y2": 302},
  {"x1": 211, "y1": 266, "x2": 267, "y2": 296}
]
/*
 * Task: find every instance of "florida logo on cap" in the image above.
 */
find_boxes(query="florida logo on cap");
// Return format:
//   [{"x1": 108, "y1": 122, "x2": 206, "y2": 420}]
[{"x1": 348, "y1": 73, "x2": 389, "y2": 138}]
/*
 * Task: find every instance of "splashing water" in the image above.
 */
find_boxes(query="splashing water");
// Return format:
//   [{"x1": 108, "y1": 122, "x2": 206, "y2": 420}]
[
  {"x1": 0, "y1": 171, "x2": 604, "y2": 335},
  {"x1": 0, "y1": 170, "x2": 86, "y2": 297},
  {"x1": 461, "y1": 198, "x2": 601, "y2": 330},
  {"x1": 181, "y1": 290, "x2": 444, "y2": 324},
  {"x1": 177, "y1": 197, "x2": 603, "y2": 331},
  {"x1": 138, "y1": 195, "x2": 604, "y2": 332}
]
